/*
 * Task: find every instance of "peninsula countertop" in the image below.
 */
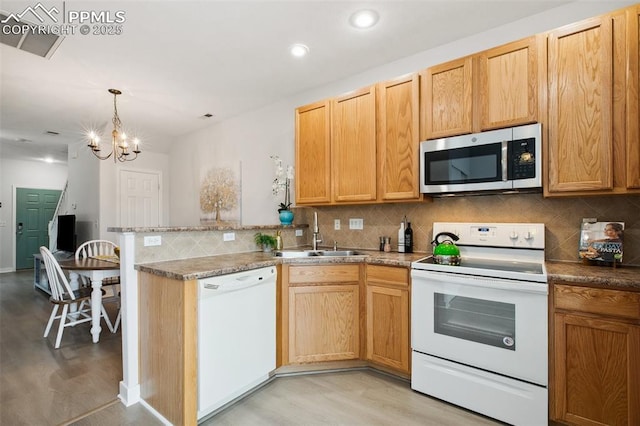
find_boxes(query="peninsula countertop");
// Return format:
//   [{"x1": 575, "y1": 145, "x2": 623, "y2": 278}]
[{"x1": 135, "y1": 250, "x2": 640, "y2": 290}]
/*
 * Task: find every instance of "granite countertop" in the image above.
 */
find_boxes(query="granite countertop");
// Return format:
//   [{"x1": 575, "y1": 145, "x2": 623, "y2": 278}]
[
  {"x1": 545, "y1": 260, "x2": 640, "y2": 290},
  {"x1": 136, "y1": 250, "x2": 640, "y2": 290},
  {"x1": 136, "y1": 249, "x2": 427, "y2": 281}
]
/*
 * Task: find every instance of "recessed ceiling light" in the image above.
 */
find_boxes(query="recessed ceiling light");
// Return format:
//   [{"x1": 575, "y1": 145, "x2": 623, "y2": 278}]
[
  {"x1": 290, "y1": 43, "x2": 309, "y2": 58},
  {"x1": 349, "y1": 10, "x2": 379, "y2": 29}
]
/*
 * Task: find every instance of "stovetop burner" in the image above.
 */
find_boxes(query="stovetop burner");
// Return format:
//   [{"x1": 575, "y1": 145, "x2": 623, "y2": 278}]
[
  {"x1": 414, "y1": 256, "x2": 544, "y2": 275},
  {"x1": 411, "y1": 222, "x2": 548, "y2": 283}
]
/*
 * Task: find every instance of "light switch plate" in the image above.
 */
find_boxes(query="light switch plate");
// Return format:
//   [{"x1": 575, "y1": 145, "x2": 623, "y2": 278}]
[
  {"x1": 349, "y1": 218, "x2": 364, "y2": 230},
  {"x1": 144, "y1": 235, "x2": 162, "y2": 246},
  {"x1": 223, "y1": 232, "x2": 235, "y2": 241},
  {"x1": 295, "y1": 229, "x2": 303, "y2": 237},
  {"x1": 334, "y1": 219, "x2": 341, "y2": 230}
]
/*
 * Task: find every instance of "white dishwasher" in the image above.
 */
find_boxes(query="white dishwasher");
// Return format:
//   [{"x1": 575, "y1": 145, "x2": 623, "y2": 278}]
[{"x1": 197, "y1": 266, "x2": 276, "y2": 420}]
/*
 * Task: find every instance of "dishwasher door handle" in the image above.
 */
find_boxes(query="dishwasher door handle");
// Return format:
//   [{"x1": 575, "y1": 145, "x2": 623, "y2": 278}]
[{"x1": 202, "y1": 276, "x2": 271, "y2": 294}]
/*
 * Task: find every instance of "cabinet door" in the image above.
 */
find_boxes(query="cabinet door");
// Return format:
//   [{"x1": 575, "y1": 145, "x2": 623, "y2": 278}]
[
  {"x1": 478, "y1": 36, "x2": 540, "y2": 130},
  {"x1": 288, "y1": 284, "x2": 360, "y2": 363},
  {"x1": 366, "y1": 285, "x2": 409, "y2": 373},
  {"x1": 377, "y1": 74, "x2": 421, "y2": 201},
  {"x1": 366, "y1": 265, "x2": 410, "y2": 373},
  {"x1": 421, "y1": 56, "x2": 473, "y2": 140},
  {"x1": 331, "y1": 86, "x2": 377, "y2": 202},
  {"x1": 547, "y1": 16, "x2": 614, "y2": 193},
  {"x1": 627, "y1": 5, "x2": 640, "y2": 189},
  {"x1": 295, "y1": 100, "x2": 332, "y2": 204},
  {"x1": 553, "y1": 312, "x2": 640, "y2": 426}
]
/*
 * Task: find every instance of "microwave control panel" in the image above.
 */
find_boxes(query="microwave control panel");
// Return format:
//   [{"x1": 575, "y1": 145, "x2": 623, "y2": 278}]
[{"x1": 508, "y1": 138, "x2": 536, "y2": 180}]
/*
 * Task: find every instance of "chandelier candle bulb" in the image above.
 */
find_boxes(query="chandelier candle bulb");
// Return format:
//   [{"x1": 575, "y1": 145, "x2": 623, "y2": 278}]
[{"x1": 87, "y1": 89, "x2": 142, "y2": 163}]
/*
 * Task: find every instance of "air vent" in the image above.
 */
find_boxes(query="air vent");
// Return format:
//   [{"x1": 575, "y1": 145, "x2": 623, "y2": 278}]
[
  {"x1": 45, "y1": 130, "x2": 60, "y2": 136},
  {"x1": 0, "y1": 12, "x2": 63, "y2": 59}
]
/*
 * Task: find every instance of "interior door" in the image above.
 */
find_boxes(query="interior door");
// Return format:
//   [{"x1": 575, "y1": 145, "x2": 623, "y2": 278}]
[
  {"x1": 15, "y1": 188, "x2": 61, "y2": 269},
  {"x1": 119, "y1": 170, "x2": 160, "y2": 227}
]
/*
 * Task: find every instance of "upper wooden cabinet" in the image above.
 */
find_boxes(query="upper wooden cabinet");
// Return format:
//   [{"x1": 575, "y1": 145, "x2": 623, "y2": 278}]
[
  {"x1": 627, "y1": 5, "x2": 640, "y2": 189},
  {"x1": 332, "y1": 86, "x2": 378, "y2": 203},
  {"x1": 420, "y1": 36, "x2": 541, "y2": 140},
  {"x1": 546, "y1": 9, "x2": 640, "y2": 196},
  {"x1": 376, "y1": 73, "x2": 421, "y2": 201},
  {"x1": 295, "y1": 100, "x2": 332, "y2": 204},
  {"x1": 296, "y1": 77, "x2": 422, "y2": 206},
  {"x1": 478, "y1": 36, "x2": 541, "y2": 130},
  {"x1": 547, "y1": 15, "x2": 615, "y2": 194},
  {"x1": 421, "y1": 56, "x2": 473, "y2": 140}
]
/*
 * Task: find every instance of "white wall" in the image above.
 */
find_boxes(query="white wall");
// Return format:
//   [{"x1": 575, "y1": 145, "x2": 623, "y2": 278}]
[
  {"x1": 169, "y1": 0, "x2": 636, "y2": 226},
  {"x1": 65, "y1": 142, "x2": 101, "y2": 246},
  {"x1": 0, "y1": 157, "x2": 68, "y2": 272}
]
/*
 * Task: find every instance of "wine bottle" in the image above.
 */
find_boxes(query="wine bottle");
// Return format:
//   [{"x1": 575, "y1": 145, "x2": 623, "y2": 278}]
[{"x1": 404, "y1": 222, "x2": 413, "y2": 253}]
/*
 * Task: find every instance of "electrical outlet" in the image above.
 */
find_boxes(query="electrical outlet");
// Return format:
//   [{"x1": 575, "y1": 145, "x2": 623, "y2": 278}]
[
  {"x1": 143, "y1": 235, "x2": 162, "y2": 246},
  {"x1": 223, "y1": 232, "x2": 235, "y2": 241},
  {"x1": 334, "y1": 219, "x2": 341, "y2": 230},
  {"x1": 349, "y1": 218, "x2": 364, "y2": 230},
  {"x1": 295, "y1": 229, "x2": 303, "y2": 237}
]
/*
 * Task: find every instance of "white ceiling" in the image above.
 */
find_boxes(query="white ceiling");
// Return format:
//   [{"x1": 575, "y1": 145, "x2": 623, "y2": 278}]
[{"x1": 0, "y1": 0, "x2": 572, "y2": 164}]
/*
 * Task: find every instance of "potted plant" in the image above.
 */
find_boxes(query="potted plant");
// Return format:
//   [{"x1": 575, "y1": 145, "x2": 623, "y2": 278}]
[
  {"x1": 271, "y1": 155, "x2": 294, "y2": 225},
  {"x1": 254, "y1": 232, "x2": 277, "y2": 252}
]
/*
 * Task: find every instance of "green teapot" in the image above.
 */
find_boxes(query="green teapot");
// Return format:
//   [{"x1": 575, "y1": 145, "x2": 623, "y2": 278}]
[{"x1": 431, "y1": 232, "x2": 461, "y2": 265}]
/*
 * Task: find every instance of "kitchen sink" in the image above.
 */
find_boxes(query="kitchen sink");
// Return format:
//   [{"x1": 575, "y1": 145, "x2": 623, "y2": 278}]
[{"x1": 274, "y1": 250, "x2": 365, "y2": 258}]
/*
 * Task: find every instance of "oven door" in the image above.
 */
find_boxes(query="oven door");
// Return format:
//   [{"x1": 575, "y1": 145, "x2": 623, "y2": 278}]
[{"x1": 411, "y1": 269, "x2": 547, "y2": 386}]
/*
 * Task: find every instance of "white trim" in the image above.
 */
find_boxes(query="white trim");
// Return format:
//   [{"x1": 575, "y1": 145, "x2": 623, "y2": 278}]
[
  {"x1": 118, "y1": 232, "x2": 140, "y2": 407},
  {"x1": 138, "y1": 398, "x2": 173, "y2": 425}
]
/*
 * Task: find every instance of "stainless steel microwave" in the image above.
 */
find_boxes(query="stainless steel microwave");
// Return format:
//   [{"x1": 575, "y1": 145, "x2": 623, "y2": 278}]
[{"x1": 419, "y1": 123, "x2": 542, "y2": 195}]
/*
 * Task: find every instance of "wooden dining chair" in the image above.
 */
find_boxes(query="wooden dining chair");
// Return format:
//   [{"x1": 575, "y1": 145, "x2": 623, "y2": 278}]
[
  {"x1": 74, "y1": 240, "x2": 122, "y2": 332},
  {"x1": 40, "y1": 246, "x2": 115, "y2": 348}
]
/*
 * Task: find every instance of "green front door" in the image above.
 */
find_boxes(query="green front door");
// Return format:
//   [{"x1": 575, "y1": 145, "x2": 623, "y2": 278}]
[{"x1": 15, "y1": 188, "x2": 61, "y2": 270}]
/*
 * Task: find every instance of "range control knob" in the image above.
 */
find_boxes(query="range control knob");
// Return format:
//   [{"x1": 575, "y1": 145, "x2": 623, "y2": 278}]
[
  {"x1": 524, "y1": 231, "x2": 534, "y2": 241},
  {"x1": 509, "y1": 231, "x2": 519, "y2": 240}
]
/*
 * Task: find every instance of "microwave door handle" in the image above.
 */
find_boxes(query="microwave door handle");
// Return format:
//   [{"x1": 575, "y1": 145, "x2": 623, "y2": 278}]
[{"x1": 501, "y1": 140, "x2": 508, "y2": 181}]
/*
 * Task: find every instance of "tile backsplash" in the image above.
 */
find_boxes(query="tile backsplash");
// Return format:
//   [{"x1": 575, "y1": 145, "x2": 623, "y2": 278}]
[
  {"x1": 297, "y1": 193, "x2": 640, "y2": 266},
  {"x1": 134, "y1": 193, "x2": 640, "y2": 267}
]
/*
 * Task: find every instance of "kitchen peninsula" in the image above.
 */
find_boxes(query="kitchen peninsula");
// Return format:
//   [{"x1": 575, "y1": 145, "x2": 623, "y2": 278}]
[{"x1": 110, "y1": 223, "x2": 639, "y2": 425}]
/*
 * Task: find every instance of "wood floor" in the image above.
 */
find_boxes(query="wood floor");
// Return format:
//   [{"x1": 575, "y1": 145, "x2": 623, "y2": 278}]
[{"x1": 1, "y1": 270, "x2": 500, "y2": 425}]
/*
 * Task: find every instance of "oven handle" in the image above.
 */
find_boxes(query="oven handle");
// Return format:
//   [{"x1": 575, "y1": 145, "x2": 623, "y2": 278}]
[{"x1": 411, "y1": 270, "x2": 548, "y2": 294}]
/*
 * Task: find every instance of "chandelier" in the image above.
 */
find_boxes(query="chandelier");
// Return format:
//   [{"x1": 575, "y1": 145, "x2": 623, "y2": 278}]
[{"x1": 87, "y1": 89, "x2": 141, "y2": 162}]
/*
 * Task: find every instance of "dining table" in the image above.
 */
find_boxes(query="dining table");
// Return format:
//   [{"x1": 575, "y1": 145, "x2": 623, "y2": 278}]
[{"x1": 58, "y1": 257, "x2": 121, "y2": 343}]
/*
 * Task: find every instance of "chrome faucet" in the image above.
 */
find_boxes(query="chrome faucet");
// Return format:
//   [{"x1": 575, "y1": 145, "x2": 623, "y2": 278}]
[{"x1": 312, "y1": 211, "x2": 322, "y2": 250}]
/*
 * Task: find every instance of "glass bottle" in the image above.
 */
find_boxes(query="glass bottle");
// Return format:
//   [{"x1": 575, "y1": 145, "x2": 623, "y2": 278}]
[{"x1": 404, "y1": 222, "x2": 413, "y2": 253}]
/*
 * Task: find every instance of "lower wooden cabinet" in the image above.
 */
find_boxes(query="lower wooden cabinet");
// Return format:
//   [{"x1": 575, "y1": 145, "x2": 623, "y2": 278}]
[
  {"x1": 365, "y1": 265, "x2": 410, "y2": 374},
  {"x1": 280, "y1": 263, "x2": 411, "y2": 375},
  {"x1": 551, "y1": 283, "x2": 640, "y2": 426},
  {"x1": 282, "y1": 264, "x2": 361, "y2": 364}
]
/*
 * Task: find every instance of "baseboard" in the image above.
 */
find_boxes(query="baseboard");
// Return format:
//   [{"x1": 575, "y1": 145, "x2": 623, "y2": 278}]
[{"x1": 0, "y1": 267, "x2": 16, "y2": 274}]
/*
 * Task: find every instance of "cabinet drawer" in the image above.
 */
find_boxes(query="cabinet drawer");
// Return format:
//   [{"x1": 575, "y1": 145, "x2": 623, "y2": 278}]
[
  {"x1": 554, "y1": 284, "x2": 640, "y2": 320},
  {"x1": 288, "y1": 264, "x2": 360, "y2": 285},
  {"x1": 366, "y1": 265, "x2": 409, "y2": 289}
]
